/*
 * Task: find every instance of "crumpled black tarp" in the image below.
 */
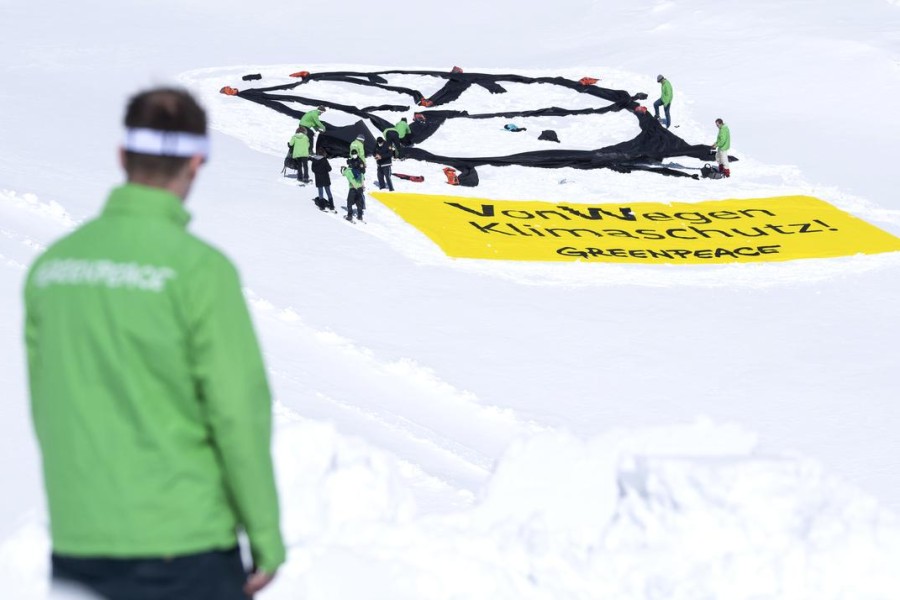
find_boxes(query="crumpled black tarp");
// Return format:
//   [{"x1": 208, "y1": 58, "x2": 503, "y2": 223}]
[{"x1": 314, "y1": 121, "x2": 379, "y2": 159}]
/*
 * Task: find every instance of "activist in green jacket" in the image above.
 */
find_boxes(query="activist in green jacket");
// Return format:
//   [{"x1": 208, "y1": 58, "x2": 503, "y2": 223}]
[
  {"x1": 383, "y1": 118, "x2": 411, "y2": 146},
  {"x1": 343, "y1": 165, "x2": 364, "y2": 189},
  {"x1": 349, "y1": 137, "x2": 366, "y2": 159},
  {"x1": 341, "y1": 166, "x2": 366, "y2": 221},
  {"x1": 660, "y1": 78, "x2": 673, "y2": 106},
  {"x1": 299, "y1": 107, "x2": 325, "y2": 131},
  {"x1": 387, "y1": 118, "x2": 411, "y2": 139},
  {"x1": 712, "y1": 118, "x2": 732, "y2": 174},
  {"x1": 24, "y1": 182, "x2": 287, "y2": 575},
  {"x1": 654, "y1": 75, "x2": 674, "y2": 128},
  {"x1": 290, "y1": 131, "x2": 311, "y2": 158},
  {"x1": 715, "y1": 121, "x2": 731, "y2": 151}
]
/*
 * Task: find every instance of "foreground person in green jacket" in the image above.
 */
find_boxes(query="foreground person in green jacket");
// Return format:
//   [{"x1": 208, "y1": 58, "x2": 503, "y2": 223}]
[{"x1": 24, "y1": 87, "x2": 285, "y2": 600}]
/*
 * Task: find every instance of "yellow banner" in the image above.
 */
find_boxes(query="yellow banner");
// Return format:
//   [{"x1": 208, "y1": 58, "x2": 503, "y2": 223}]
[{"x1": 371, "y1": 192, "x2": 900, "y2": 263}]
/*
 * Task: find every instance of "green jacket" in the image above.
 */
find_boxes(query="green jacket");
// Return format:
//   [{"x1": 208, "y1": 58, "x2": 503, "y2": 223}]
[
  {"x1": 715, "y1": 124, "x2": 731, "y2": 151},
  {"x1": 394, "y1": 120, "x2": 411, "y2": 138},
  {"x1": 383, "y1": 120, "x2": 411, "y2": 139},
  {"x1": 24, "y1": 183, "x2": 286, "y2": 573},
  {"x1": 299, "y1": 109, "x2": 324, "y2": 131},
  {"x1": 343, "y1": 167, "x2": 364, "y2": 189},
  {"x1": 290, "y1": 133, "x2": 310, "y2": 158},
  {"x1": 660, "y1": 79, "x2": 673, "y2": 106},
  {"x1": 349, "y1": 139, "x2": 366, "y2": 159}
]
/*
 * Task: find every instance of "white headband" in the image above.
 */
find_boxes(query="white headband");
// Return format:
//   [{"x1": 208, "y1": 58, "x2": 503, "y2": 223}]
[{"x1": 123, "y1": 128, "x2": 209, "y2": 159}]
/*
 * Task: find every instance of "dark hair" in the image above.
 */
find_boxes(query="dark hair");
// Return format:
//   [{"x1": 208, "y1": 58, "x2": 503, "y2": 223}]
[
  {"x1": 715, "y1": 118, "x2": 724, "y2": 125},
  {"x1": 376, "y1": 137, "x2": 384, "y2": 143},
  {"x1": 123, "y1": 87, "x2": 207, "y2": 177}
]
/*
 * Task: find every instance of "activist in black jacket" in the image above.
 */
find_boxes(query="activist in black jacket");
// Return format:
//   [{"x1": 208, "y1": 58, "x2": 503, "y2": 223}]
[
  {"x1": 374, "y1": 138, "x2": 394, "y2": 191},
  {"x1": 311, "y1": 152, "x2": 334, "y2": 210},
  {"x1": 311, "y1": 153, "x2": 332, "y2": 187},
  {"x1": 374, "y1": 140, "x2": 393, "y2": 167}
]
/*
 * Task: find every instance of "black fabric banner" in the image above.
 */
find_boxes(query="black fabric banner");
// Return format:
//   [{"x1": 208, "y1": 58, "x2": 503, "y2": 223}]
[{"x1": 235, "y1": 70, "x2": 735, "y2": 183}]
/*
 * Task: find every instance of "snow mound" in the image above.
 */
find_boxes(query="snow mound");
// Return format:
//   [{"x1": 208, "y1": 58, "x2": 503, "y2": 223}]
[{"x1": 259, "y1": 420, "x2": 900, "y2": 599}]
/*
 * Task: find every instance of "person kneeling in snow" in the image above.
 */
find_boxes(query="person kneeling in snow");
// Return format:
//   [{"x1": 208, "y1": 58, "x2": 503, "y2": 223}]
[
  {"x1": 383, "y1": 117, "x2": 411, "y2": 157},
  {"x1": 342, "y1": 165, "x2": 365, "y2": 221}
]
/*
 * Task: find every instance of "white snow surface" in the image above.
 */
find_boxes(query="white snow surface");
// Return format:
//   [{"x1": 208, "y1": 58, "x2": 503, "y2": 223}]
[{"x1": 2, "y1": 0, "x2": 900, "y2": 598}]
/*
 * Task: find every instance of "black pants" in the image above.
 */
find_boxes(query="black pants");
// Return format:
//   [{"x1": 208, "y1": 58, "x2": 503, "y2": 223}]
[
  {"x1": 377, "y1": 164, "x2": 394, "y2": 191},
  {"x1": 385, "y1": 130, "x2": 408, "y2": 157},
  {"x1": 51, "y1": 547, "x2": 248, "y2": 600},
  {"x1": 346, "y1": 188, "x2": 365, "y2": 220},
  {"x1": 296, "y1": 158, "x2": 309, "y2": 181},
  {"x1": 653, "y1": 99, "x2": 671, "y2": 128}
]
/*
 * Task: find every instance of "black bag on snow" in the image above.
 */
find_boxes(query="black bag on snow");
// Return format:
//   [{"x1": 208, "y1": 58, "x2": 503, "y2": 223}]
[
  {"x1": 701, "y1": 163, "x2": 725, "y2": 179},
  {"x1": 538, "y1": 130, "x2": 560, "y2": 143},
  {"x1": 283, "y1": 145, "x2": 299, "y2": 175}
]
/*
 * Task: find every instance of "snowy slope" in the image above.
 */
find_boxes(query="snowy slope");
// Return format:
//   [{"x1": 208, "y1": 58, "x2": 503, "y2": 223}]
[{"x1": 2, "y1": 1, "x2": 900, "y2": 598}]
